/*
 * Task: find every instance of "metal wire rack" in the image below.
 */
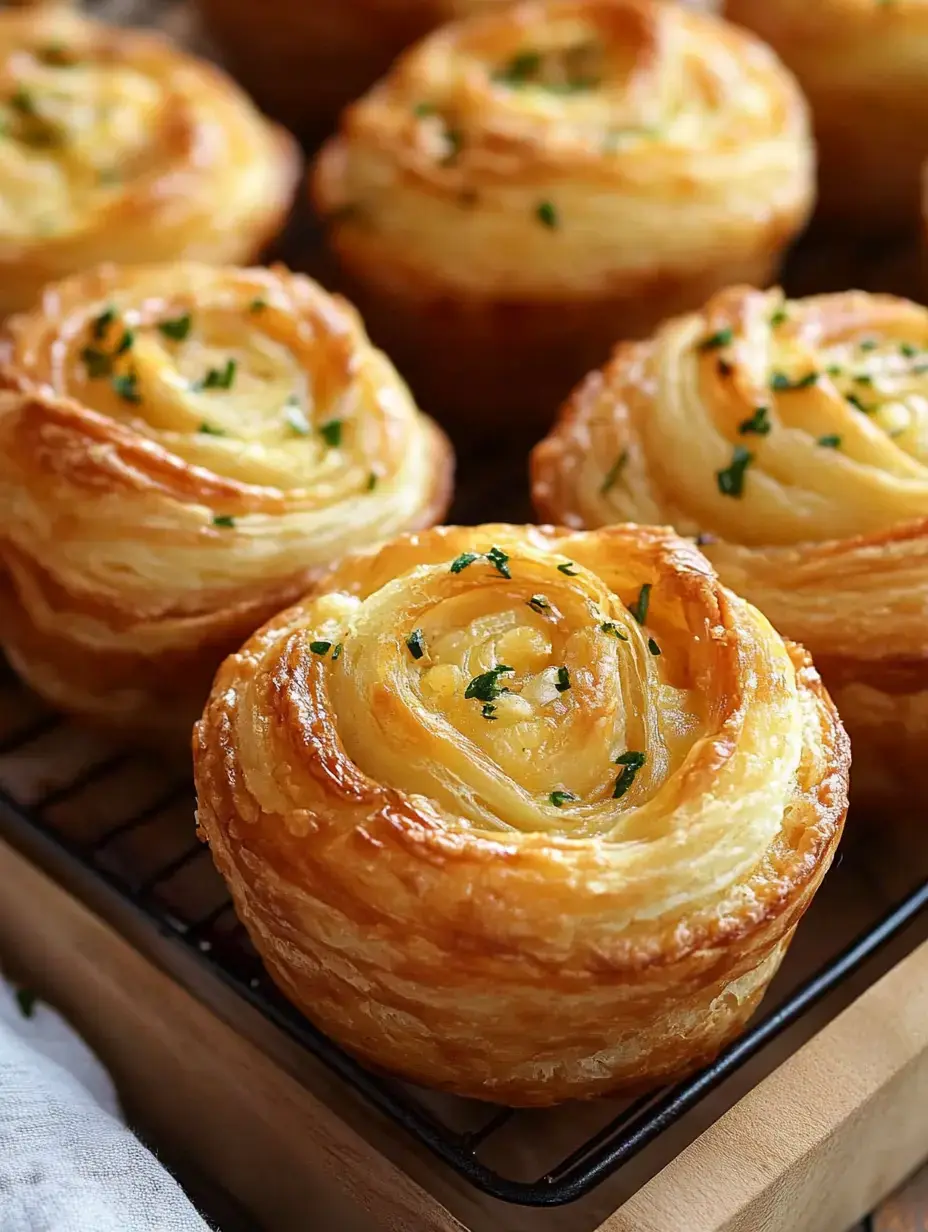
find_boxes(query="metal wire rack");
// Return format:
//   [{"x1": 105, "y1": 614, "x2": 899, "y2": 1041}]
[{"x1": 0, "y1": 673, "x2": 925, "y2": 1211}]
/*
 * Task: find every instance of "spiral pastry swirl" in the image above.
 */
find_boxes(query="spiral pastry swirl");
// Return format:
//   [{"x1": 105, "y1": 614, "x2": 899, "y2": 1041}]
[
  {"x1": 194, "y1": 523, "x2": 847, "y2": 1104},
  {"x1": 0, "y1": 263, "x2": 453, "y2": 739},
  {"x1": 533, "y1": 285, "x2": 928, "y2": 810},
  {"x1": 311, "y1": 0, "x2": 813, "y2": 425},
  {"x1": 726, "y1": 0, "x2": 928, "y2": 231},
  {"x1": 0, "y1": 6, "x2": 299, "y2": 316}
]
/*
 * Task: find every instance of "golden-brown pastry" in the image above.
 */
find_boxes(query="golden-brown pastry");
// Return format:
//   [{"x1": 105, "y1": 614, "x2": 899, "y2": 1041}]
[
  {"x1": 725, "y1": 0, "x2": 928, "y2": 232},
  {"x1": 0, "y1": 262, "x2": 453, "y2": 741},
  {"x1": 533, "y1": 284, "x2": 928, "y2": 812},
  {"x1": 311, "y1": 0, "x2": 814, "y2": 428},
  {"x1": 194, "y1": 522, "x2": 848, "y2": 1104},
  {"x1": 0, "y1": 5, "x2": 300, "y2": 317}
]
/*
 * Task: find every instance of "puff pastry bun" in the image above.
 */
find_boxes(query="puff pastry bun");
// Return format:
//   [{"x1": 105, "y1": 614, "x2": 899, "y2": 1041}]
[
  {"x1": 0, "y1": 263, "x2": 453, "y2": 740},
  {"x1": 311, "y1": 0, "x2": 813, "y2": 428},
  {"x1": 0, "y1": 5, "x2": 300, "y2": 317},
  {"x1": 725, "y1": 0, "x2": 928, "y2": 232},
  {"x1": 533, "y1": 285, "x2": 928, "y2": 811},
  {"x1": 194, "y1": 522, "x2": 847, "y2": 1104}
]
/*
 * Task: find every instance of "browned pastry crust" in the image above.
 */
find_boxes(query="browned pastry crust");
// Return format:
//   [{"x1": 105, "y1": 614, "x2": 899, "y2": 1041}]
[
  {"x1": 725, "y1": 0, "x2": 928, "y2": 232},
  {"x1": 0, "y1": 263, "x2": 453, "y2": 741},
  {"x1": 0, "y1": 5, "x2": 300, "y2": 316},
  {"x1": 533, "y1": 284, "x2": 928, "y2": 812},
  {"x1": 310, "y1": 0, "x2": 814, "y2": 429},
  {"x1": 194, "y1": 522, "x2": 848, "y2": 1104}
]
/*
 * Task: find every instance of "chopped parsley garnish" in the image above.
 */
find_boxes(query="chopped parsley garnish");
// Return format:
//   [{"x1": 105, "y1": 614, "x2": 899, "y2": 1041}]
[
  {"x1": 92, "y1": 306, "x2": 116, "y2": 340},
  {"x1": 10, "y1": 88, "x2": 36, "y2": 116},
  {"x1": 464, "y1": 665, "x2": 514, "y2": 702},
  {"x1": 826, "y1": 364, "x2": 843, "y2": 377},
  {"x1": 770, "y1": 370, "x2": 818, "y2": 391},
  {"x1": 494, "y1": 50, "x2": 542, "y2": 85},
  {"x1": 310, "y1": 640, "x2": 333, "y2": 655},
  {"x1": 441, "y1": 127, "x2": 463, "y2": 164},
  {"x1": 366, "y1": 471, "x2": 378, "y2": 491},
  {"x1": 900, "y1": 342, "x2": 919, "y2": 358},
  {"x1": 846, "y1": 392, "x2": 873, "y2": 414},
  {"x1": 527, "y1": 594, "x2": 551, "y2": 615},
  {"x1": 859, "y1": 338, "x2": 878, "y2": 352},
  {"x1": 536, "y1": 201, "x2": 559, "y2": 229},
  {"x1": 212, "y1": 514, "x2": 236, "y2": 528},
  {"x1": 113, "y1": 329, "x2": 134, "y2": 356},
  {"x1": 450, "y1": 552, "x2": 479, "y2": 574},
  {"x1": 770, "y1": 308, "x2": 788, "y2": 327},
  {"x1": 549, "y1": 790, "x2": 577, "y2": 808},
  {"x1": 482, "y1": 702, "x2": 498, "y2": 721},
  {"x1": 557, "y1": 561, "x2": 578, "y2": 576},
  {"x1": 249, "y1": 298, "x2": 267, "y2": 313},
  {"x1": 486, "y1": 545, "x2": 511, "y2": 578},
  {"x1": 818, "y1": 434, "x2": 841, "y2": 448},
  {"x1": 648, "y1": 637, "x2": 661, "y2": 656},
  {"x1": 80, "y1": 346, "x2": 111, "y2": 378},
  {"x1": 600, "y1": 621, "x2": 629, "y2": 640},
  {"x1": 414, "y1": 101, "x2": 436, "y2": 116},
  {"x1": 199, "y1": 359, "x2": 237, "y2": 391},
  {"x1": 853, "y1": 373, "x2": 873, "y2": 385},
  {"x1": 319, "y1": 418, "x2": 343, "y2": 447},
  {"x1": 613, "y1": 750, "x2": 646, "y2": 800},
  {"x1": 158, "y1": 313, "x2": 192, "y2": 341},
  {"x1": 284, "y1": 403, "x2": 310, "y2": 435},
  {"x1": 627, "y1": 582, "x2": 651, "y2": 626},
  {"x1": 112, "y1": 371, "x2": 141, "y2": 404},
  {"x1": 332, "y1": 643, "x2": 343, "y2": 661},
  {"x1": 15, "y1": 988, "x2": 37, "y2": 1019},
  {"x1": 198, "y1": 422, "x2": 226, "y2": 435},
  {"x1": 600, "y1": 449, "x2": 628, "y2": 495},
  {"x1": 739, "y1": 406, "x2": 771, "y2": 436},
  {"x1": 555, "y1": 666, "x2": 571, "y2": 693},
  {"x1": 716, "y1": 445, "x2": 753, "y2": 497},
  {"x1": 405, "y1": 629, "x2": 426, "y2": 660},
  {"x1": 698, "y1": 328, "x2": 733, "y2": 351}
]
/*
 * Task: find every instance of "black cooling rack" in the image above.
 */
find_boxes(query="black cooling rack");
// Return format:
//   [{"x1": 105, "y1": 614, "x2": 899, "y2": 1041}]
[{"x1": 0, "y1": 683, "x2": 926, "y2": 1210}]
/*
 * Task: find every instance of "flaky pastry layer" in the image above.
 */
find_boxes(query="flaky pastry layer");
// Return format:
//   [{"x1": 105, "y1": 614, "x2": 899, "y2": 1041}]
[
  {"x1": 311, "y1": 0, "x2": 813, "y2": 423},
  {"x1": 194, "y1": 523, "x2": 847, "y2": 1103},
  {"x1": 0, "y1": 263, "x2": 453, "y2": 739},
  {"x1": 0, "y1": 6, "x2": 300, "y2": 316},
  {"x1": 533, "y1": 284, "x2": 928, "y2": 809}
]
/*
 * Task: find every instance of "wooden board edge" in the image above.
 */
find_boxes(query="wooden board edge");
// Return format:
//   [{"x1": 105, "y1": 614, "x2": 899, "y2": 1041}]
[
  {"x1": 0, "y1": 837, "x2": 467, "y2": 1232},
  {"x1": 603, "y1": 935, "x2": 928, "y2": 1232}
]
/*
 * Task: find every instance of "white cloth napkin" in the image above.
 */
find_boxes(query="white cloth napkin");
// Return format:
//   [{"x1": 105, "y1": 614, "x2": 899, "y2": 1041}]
[{"x1": 0, "y1": 980, "x2": 209, "y2": 1232}]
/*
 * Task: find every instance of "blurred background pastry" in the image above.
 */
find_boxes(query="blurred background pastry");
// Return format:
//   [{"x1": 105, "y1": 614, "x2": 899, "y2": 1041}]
[
  {"x1": 725, "y1": 0, "x2": 928, "y2": 234},
  {"x1": 194, "y1": 521, "x2": 847, "y2": 1104},
  {"x1": 0, "y1": 262, "x2": 453, "y2": 740},
  {"x1": 311, "y1": 0, "x2": 814, "y2": 434},
  {"x1": 0, "y1": 3, "x2": 300, "y2": 315},
  {"x1": 533, "y1": 284, "x2": 928, "y2": 813}
]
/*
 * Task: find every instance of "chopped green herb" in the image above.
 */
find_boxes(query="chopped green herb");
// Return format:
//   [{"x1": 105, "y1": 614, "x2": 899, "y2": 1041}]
[
  {"x1": 859, "y1": 338, "x2": 878, "y2": 352},
  {"x1": 648, "y1": 637, "x2": 661, "y2": 656},
  {"x1": 198, "y1": 422, "x2": 226, "y2": 436},
  {"x1": 698, "y1": 328, "x2": 733, "y2": 351},
  {"x1": 199, "y1": 359, "x2": 237, "y2": 391},
  {"x1": 536, "y1": 201, "x2": 559, "y2": 230},
  {"x1": 464, "y1": 665, "x2": 514, "y2": 703},
  {"x1": 158, "y1": 313, "x2": 192, "y2": 341},
  {"x1": 332, "y1": 643, "x2": 343, "y2": 661},
  {"x1": 739, "y1": 406, "x2": 771, "y2": 436},
  {"x1": 613, "y1": 750, "x2": 646, "y2": 800},
  {"x1": 826, "y1": 364, "x2": 843, "y2": 377},
  {"x1": 450, "y1": 552, "x2": 479, "y2": 574},
  {"x1": 854, "y1": 373, "x2": 874, "y2": 385},
  {"x1": 915, "y1": 362, "x2": 928, "y2": 375},
  {"x1": 486, "y1": 545, "x2": 511, "y2": 578},
  {"x1": 92, "y1": 306, "x2": 116, "y2": 340},
  {"x1": 15, "y1": 988, "x2": 37, "y2": 1019},
  {"x1": 494, "y1": 50, "x2": 542, "y2": 85},
  {"x1": 549, "y1": 790, "x2": 577, "y2": 808},
  {"x1": 441, "y1": 127, "x2": 463, "y2": 164},
  {"x1": 716, "y1": 445, "x2": 753, "y2": 497},
  {"x1": 319, "y1": 419, "x2": 343, "y2": 447},
  {"x1": 770, "y1": 308, "x2": 788, "y2": 328},
  {"x1": 310, "y1": 640, "x2": 332, "y2": 655},
  {"x1": 414, "y1": 101, "x2": 436, "y2": 116},
  {"x1": 406, "y1": 629, "x2": 426, "y2": 660},
  {"x1": 846, "y1": 392, "x2": 873, "y2": 414},
  {"x1": 557, "y1": 561, "x2": 578, "y2": 576},
  {"x1": 600, "y1": 621, "x2": 628, "y2": 641},
  {"x1": 249, "y1": 297, "x2": 267, "y2": 313},
  {"x1": 770, "y1": 370, "x2": 818, "y2": 391},
  {"x1": 482, "y1": 702, "x2": 498, "y2": 720},
  {"x1": 627, "y1": 582, "x2": 651, "y2": 626},
  {"x1": 600, "y1": 449, "x2": 628, "y2": 495},
  {"x1": 113, "y1": 329, "x2": 134, "y2": 356},
  {"x1": 555, "y1": 666, "x2": 571, "y2": 693},
  {"x1": 366, "y1": 471, "x2": 378, "y2": 491},
  {"x1": 527, "y1": 594, "x2": 551, "y2": 615},
  {"x1": 112, "y1": 371, "x2": 141, "y2": 404},
  {"x1": 900, "y1": 342, "x2": 919, "y2": 358},
  {"x1": 10, "y1": 88, "x2": 36, "y2": 116},
  {"x1": 80, "y1": 346, "x2": 111, "y2": 378},
  {"x1": 212, "y1": 514, "x2": 236, "y2": 528},
  {"x1": 284, "y1": 403, "x2": 310, "y2": 436},
  {"x1": 818, "y1": 434, "x2": 841, "y2": 448}
]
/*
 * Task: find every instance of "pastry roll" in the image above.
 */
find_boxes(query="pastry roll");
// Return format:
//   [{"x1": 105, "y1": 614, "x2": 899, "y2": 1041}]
[
  {"x1": 725, "y1": 0, "x2": 928, "y2": 232},
  {"x1": 0, "y1": 263, "x2": 453, "y2": 740},
  {"x1": 194, "y1": 523, "x2": 848, "y2": 1104},
  {"x1": 0, "y1": 5, "x2": 300, "y2": 317},
  {"x1": 533, "y1": 285, "x2": 928, "y2": 812},
  {"x1": 311, "y1": 0, "x2": 814, "y2": 428}
]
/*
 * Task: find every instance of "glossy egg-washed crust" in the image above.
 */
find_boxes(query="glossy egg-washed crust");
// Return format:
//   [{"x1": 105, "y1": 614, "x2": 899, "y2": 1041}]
[
  {"x1": 194, "y1": 523, "x2": 848, "y2": 1104},
  {"x1": 311, "y1": 0, "x2": 813, "y2": 425},
  {"x1": 725, "y1": 0, "x2": 928, "y2": 231},
  {"x1": 533, "y1": 285, "x2": 928, "y2": 811},
  {"x1": 0, "y1": 263, "x2": 453, "y2": 741},
  {"x1": 0, "y1": 6, "x2": 300, "y2": 317}
]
